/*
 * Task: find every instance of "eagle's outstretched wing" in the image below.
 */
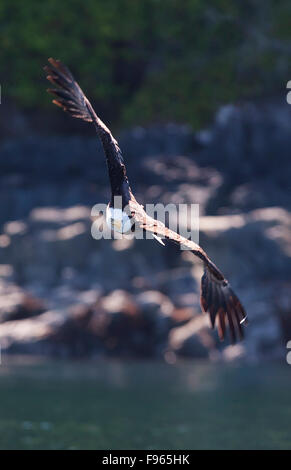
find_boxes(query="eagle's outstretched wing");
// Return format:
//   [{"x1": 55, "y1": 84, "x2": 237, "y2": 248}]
[
  {"x1": 44, "y1": 58, "x2": 131, "y2": 197},
  {"x1": 129, "y1": 200, "x2": 247, "y2": 343},
  {"x1": 44, "y1": 58, "x2": 247, "y2": 343}
]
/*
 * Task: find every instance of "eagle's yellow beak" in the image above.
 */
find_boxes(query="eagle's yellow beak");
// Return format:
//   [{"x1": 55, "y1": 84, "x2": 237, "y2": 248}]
[{"x1": 112, "y1": 219, "x2": 122, "y2": 230}]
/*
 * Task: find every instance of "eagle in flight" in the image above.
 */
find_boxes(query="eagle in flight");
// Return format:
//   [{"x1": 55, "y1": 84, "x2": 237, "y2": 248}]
[{"x1": 44, "y1": 58, "x2": 247, "y2": 343}]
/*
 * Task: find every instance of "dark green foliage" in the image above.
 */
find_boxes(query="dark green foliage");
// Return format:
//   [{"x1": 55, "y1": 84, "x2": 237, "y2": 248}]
[{"x1": 1, "y1": 0, "x2": 290, "y2": 128}]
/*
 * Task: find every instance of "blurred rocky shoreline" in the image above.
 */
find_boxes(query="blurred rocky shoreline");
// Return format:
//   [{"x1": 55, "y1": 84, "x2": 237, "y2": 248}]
[{"x1": 0, "y1": 102, "x2": 290, "y2": 362}]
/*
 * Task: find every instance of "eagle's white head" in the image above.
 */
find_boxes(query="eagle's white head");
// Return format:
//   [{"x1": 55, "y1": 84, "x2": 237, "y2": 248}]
[{"x1": 106, "y1": 206, "x2": 132, "y2": 234}]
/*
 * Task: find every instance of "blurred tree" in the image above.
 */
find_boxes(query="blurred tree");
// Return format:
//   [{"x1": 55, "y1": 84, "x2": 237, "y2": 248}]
[{"x1": 0, "y1": 0, "x2": 290, "y2": 128}]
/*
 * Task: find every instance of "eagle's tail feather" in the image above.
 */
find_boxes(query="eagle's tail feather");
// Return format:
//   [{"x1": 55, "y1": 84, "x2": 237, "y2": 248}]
[
  {"x1": 200, "y1": 266, "x2": 247, "y2": 343},
  {"x1": 44, "y1": 58, "x2": 93, "y2": 122}
]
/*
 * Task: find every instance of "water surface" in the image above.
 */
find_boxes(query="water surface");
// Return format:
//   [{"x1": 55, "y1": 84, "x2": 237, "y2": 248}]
[{"x1": 0, "y1": 357, "x2": 290, "y2": 449}]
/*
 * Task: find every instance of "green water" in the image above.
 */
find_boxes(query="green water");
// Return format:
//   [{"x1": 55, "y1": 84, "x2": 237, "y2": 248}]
[{"x1": 0, "y1": 357, "x2": 290, "y2": 450}]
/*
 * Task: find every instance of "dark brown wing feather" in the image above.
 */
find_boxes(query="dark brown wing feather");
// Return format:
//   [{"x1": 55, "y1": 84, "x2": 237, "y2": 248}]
[
  {"x1": 44, "y1": 58, "x2": 93, "y2": 122},
  {"x1": 129, "y1": 200, "x2": 247, "y2": 343},
  {"x1": 44, "y1": 58, "x2": 131, "y2": 197},
  {"x1": 201, "y1": 267, "x2": 247, "y2": 343}
]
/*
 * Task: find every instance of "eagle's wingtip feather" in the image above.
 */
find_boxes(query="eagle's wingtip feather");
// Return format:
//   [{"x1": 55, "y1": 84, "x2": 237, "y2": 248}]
[
  {"x1": 44, "y1": 58, "x2": 93, "y2": 122},
  {"x1": 200, "y1": 267, "x2": 247, "y2": 343}
]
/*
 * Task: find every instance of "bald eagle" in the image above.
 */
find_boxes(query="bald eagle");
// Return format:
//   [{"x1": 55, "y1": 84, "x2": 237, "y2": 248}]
[{"x1": 44, "y1": 58, "x2": 247, "y2": 343}]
